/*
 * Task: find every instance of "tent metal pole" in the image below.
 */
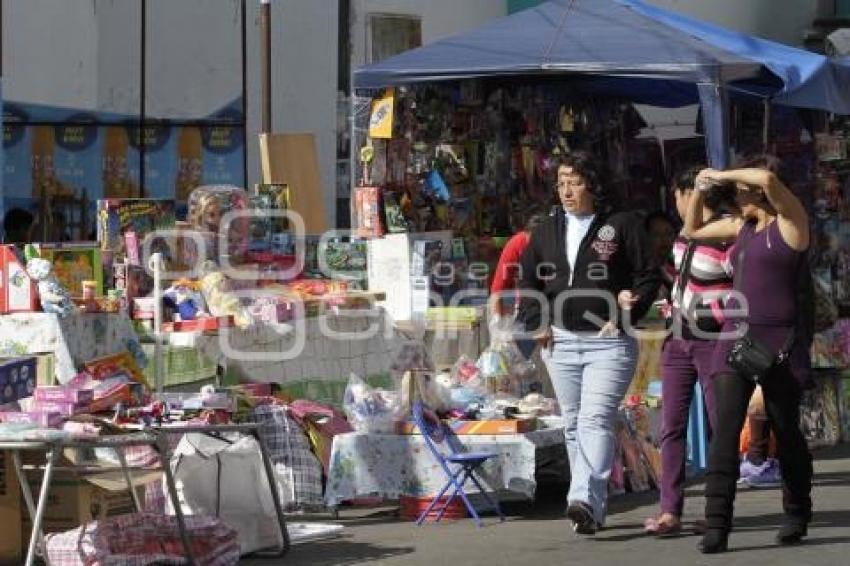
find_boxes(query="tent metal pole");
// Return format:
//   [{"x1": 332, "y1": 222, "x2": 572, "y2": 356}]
[
  {"x1": 261, "y1": 0, "x2": 272, "y2": 134},
  {"x1": 697, "y1": 80, "x2": 731, "y2": 169}
]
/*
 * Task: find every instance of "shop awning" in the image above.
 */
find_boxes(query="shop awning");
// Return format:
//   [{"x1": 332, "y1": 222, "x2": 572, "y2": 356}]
[
  {"x1": 355, "y1": 0, "x2": 762, "y2": 89},
  {"x1": 354, "y1": 0, "x2": 850, "y2": 167},
  {"x1": 355, "y1": 0, "x2": 845, "y2": 110}
]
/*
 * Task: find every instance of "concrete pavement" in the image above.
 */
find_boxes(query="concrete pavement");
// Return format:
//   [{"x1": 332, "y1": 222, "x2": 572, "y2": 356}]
[{"x1": 245, "y1": 443, "x2": 850, "y2": 565}]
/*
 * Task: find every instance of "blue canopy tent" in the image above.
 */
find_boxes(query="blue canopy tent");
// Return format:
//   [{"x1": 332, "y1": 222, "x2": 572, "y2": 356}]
[{"x1": 354, "y1": 0, "x2": 850, "y2": 168}]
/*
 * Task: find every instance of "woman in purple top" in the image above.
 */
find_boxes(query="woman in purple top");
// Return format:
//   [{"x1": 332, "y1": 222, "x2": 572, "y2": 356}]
[{"x1": 683, "y1": 155, "x2": 812, "y2": 554}]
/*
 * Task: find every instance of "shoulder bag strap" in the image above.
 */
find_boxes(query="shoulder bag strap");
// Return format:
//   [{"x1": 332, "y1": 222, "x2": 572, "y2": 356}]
[
  {"x1": 735, "y1": 221, "x2": 795, "y2": 359},
  {"x1": 674, "y1": 241, "x2": 697, "y2": 318}
]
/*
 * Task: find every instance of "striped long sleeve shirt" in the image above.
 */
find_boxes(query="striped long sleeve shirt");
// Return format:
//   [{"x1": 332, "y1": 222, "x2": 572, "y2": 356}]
[{"x1": 668, "y1": 233, "x2": 734, "y2": 326}]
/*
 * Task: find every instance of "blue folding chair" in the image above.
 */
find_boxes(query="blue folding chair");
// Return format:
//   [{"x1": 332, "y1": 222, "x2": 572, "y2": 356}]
[{"x1": 412, "y1": 401, "x2": 506, "y2": 527}]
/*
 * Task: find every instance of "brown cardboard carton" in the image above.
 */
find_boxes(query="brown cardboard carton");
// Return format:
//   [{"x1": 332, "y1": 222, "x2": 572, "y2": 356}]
[
  {"x1": 0, "y1": 451, "x2": 22, "y2": 564},
  {"x1": 20, "y1": 471, "x2": 156, "y2": 548}
]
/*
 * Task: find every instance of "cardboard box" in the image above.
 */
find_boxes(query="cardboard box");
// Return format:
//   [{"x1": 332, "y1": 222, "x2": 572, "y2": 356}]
[
  {"x1": 29, "y1": 401, "x2": 88, "y2": 417},
  {"x1": 0, "y1": 357, "x2": 37, "y2": 404},
  {"x1": 0, "y1": 245, "x2": 39, "y2": 314},
  {"x1": 33, "y1": 243, "x2": 104, "y2": 297},
  {"x1": 36, "y1": 353, "x2": 57, "y2": 387},
  {"x1": 20, "y1": 471, "x2": 154, "y2": 548},
  {"x1": 367, "y1": 231, "x2": 453, "y2": 323},
  {"x1": 34, "y1": 386, "x2": 94, "y2": 405},
  {"x1": 396, "y1": 418, "x2": 537, "y2": 435},
  {"x1": 354, "y1": 186, "x2": 383, "y2": 238},
  {"x1": 160, "y1": 316, "x2": 233, "y2": 333},
  {"x1": 96, "y1": 198, "x2": 177, "y2": 257},
  {"x1": 0, "y1": 411, "x2": 64, "y2": 428},
  {"x1": 0, "y1": 451, "x2": 22, "y2": 565}
]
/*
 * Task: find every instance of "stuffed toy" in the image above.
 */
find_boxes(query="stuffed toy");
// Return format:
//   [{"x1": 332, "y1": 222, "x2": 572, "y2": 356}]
[
  {"x1": 163, "y1": 278, "x2": 206, "y2": 321},
  {"x1": 24, "y1": 245, "x2": 75, "y2": 317},
  {"x1": 199, "y1": 263, "x2": 252, "y2": 329}
]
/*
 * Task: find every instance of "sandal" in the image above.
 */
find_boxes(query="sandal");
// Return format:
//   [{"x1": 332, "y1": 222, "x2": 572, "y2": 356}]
[{"x1": 643, "y1": 514, "x2": 682, "y2": 537}]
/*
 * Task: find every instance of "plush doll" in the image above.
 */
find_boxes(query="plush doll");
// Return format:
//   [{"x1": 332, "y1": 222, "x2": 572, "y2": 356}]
[
  {"x1": 162, "y1": 278, "x2": 206, "y2": 321},
  {"x1": 24, "y1": 245, "x2": 75, "y2": 317},
  {"x1": 199, "y1": 263, "x2": 252, "y2": 329}
]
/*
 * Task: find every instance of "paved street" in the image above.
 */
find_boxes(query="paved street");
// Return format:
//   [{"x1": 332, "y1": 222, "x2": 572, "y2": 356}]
[{"x1": 248, "y1": 443, "x2": 850, "y2": 566}]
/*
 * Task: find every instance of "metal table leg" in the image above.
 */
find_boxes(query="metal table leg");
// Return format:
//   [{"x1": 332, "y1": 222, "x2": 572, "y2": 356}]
[
  {"x1": 253, "y1": 426, "x2": 291, "y2": 555},
  {"x1": 115, "y1": 448, "x2": 143, "y2": 513},
  {"x1": 23, "y1": 447, "x2": 60, "y2": 566},
  {"x1": 156, "y1": 434, "x2": 196, "y2": 566},
  {"x1": 12, "y1": 450, "x2": 49, "y2": 566}
]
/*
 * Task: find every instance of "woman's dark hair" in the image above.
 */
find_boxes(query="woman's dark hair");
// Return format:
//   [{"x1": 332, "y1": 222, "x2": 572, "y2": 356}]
[
  {"x1": 669, "y1": 163, "x2": 737, "y2": 214},
  {"x1": 2, "y1": 208, "x2": 34, "y2": 242},
  {"x1": 525, "y1": 211, "x2": 549, "y2": 232},
  {"x1": 670, "y1": 164, "x2": 704, "y2": 193},
  {"x1": 644, "y1": 210, "x2": 675, "y2": 233},
  {"x1": 550, "y1": 151, "x2": 612, "y2": 213},
  {"x1": 703, "y1": 182, "x2": 738, "y2": 215}
]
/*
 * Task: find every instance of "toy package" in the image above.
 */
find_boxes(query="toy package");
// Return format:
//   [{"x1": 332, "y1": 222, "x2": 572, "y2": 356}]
[
  {"x1": 33, "y1": 243, "x2": 104, "y2": 297},
  {"x1": 248, "y1": 195, "x2": 274, "y2": 252},
  {"x1": 0, "y1": 244, "x2": 39, "y2": 313},
  {"x1": 80, "y1": 351, "x2": 149, "y2": 388},
  {"x1": 354, "y1": 186, "x2": 383, "y2": 238},
  {"x1": 257, "y1": 183, "x2": 291, "y2": 232},
  {"x1": 97, "y1": 199, "x2": 177, "y2": 258},
  {"x1": 187, "y1": 185, "x2": 250, "y2": 263},
  {"x1": 383, "y1": 191, "x2": 408, "y2": 233},
  {"x1": 319, "y1": 240, "x2": 367, "y2": 282}
]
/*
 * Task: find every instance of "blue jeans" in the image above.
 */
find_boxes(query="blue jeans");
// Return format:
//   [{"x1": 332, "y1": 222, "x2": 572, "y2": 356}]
[{"x1": 542, "y1": 332, "x2": 638, "y2": 524}]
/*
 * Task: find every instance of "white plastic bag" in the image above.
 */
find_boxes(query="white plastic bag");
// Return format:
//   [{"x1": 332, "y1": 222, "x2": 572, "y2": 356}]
[
  {"x1": 343, "y1": 373, "x2": 401, "y2": 433},
  {"x1": 165, "y1": 433, "x2": 283, "y2": 556}
]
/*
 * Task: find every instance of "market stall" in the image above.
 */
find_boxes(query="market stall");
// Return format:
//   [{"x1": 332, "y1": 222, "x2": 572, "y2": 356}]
[
  {"x1": 3, "y1": 2, "x2": 850, "y2": 563},
  {"x1": 342, "y1": 0, "x2": 850, "y2": 503}
]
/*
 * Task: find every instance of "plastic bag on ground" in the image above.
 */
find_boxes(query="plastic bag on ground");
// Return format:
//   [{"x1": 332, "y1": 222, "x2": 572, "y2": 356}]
[
  {"x1": 343, "y1": 373, "x2": 401, "y2": 433},
  {"x1": 165, "y1": 433, "x2": 283, "y2": 555}
]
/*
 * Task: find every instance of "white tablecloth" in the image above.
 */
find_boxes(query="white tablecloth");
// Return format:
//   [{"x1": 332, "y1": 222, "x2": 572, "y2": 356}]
[
  {"x1": 185, "y1": 310, "x2": 401, "y2": 405},
  {"x1": 324, "y1": 428, "x2": 567, "y2": 506},
  {"x1": 0, "y1": 312, "x2": 141, "y2": 383}
]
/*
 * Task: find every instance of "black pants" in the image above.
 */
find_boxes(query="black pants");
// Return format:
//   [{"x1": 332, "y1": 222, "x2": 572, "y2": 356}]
[{"x1": 704, "y1": 365, "x2": 813, "y2": 531}]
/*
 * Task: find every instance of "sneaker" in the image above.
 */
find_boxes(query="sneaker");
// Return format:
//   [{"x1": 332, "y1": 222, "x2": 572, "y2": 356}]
[
  {"x1": 739, "y1": 458, "x2": 782, "y2": 488},
  {"x1": 567, "y1": 501, "x2": 598, "y2": 535}
]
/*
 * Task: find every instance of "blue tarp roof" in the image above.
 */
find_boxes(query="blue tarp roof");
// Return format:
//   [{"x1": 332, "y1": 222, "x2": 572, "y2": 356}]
[{"x1": 355, "y1": 0, "x2": 850, "y2": 114}]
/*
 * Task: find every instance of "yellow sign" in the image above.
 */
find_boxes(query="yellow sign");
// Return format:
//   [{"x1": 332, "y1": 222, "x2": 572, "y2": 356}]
[{"x1": 369, "y1": 88, "x2": 395, "y2": 139}]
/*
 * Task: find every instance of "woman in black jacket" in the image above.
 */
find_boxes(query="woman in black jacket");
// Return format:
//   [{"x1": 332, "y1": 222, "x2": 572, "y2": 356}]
[{"x1": 518, "y1": 152, "x2": 659, "y2": 534}]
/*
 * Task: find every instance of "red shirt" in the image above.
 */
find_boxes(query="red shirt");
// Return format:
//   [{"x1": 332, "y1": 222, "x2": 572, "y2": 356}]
[{"x1": 490, "y1": 232, "x2": 531, "y2": 296}]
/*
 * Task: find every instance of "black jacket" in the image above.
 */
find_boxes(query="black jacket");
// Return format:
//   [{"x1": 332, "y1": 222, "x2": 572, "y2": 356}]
[{"x1": 517, "y1": 210, "x2": 660, "y2": 333}]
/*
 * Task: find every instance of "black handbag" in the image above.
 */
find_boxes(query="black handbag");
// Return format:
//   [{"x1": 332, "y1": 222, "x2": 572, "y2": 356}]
[{"x1": 725, "y1": 225, "x2": 794, "y2": 384}]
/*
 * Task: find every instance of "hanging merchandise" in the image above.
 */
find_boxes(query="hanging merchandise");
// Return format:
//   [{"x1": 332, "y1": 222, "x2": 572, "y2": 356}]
[
  {"x1": 369, "y1": 88, "x2": 395, "y2": 139},
  {"x1": 354, "y1": 185, "x2": 384, "y2": 238}
]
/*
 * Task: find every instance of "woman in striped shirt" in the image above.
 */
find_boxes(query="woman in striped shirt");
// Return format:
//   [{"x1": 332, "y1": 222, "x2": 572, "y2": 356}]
[{"x1": 644, "y1": 166, "x2": 738, "y2": 537}]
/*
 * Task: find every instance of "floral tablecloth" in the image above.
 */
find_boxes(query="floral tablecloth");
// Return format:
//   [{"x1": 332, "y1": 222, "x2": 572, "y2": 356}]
[
  {"x1": 0, "y1": 312, "x2": 141, "y2": 384},
  {"x1": 324, "y1": 428, "x2": 567, "y2": 506}
]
